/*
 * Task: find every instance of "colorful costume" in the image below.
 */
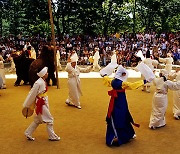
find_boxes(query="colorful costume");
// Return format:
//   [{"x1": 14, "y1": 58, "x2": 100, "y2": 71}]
[
  {"x1": 103, "y1": 66, "x2": 144, "y2": 146},
  {"x1": 23, "y1": 67, "x2": 60, "y2": 141}
]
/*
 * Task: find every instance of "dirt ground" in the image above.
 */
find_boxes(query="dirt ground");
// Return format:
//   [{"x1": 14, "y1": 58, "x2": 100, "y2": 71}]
[{"x1": 0, "y1": 77, "x2": 180, "y2": 154}]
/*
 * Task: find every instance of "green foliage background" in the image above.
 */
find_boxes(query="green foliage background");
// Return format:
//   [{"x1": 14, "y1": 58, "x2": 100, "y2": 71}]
[{"x1": 0, "y1": 0, "x2": 179, "y2": 37}]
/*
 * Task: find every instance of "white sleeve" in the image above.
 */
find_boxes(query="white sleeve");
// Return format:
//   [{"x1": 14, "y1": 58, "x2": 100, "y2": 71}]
[
  {"x1": 159, "y1": 57, "x2": 166, "y2": 63},
  {"x1": 23, "y1": 82, "x2": 39, "y2": 108},
  {"x1": 165, "y1": 80, "x2": 180, "y2": 91},
  {"x1": 65, "y1": 63, "x2": 74, "y2": 73},
  {"x1": 79, "y1": 66, "x2": 92, "y2": 73}
]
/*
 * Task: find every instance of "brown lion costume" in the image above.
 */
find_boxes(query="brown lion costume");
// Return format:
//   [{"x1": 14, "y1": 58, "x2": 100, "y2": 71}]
[{"x1": 29, "y1": 45, "x2": 56, "y2": 87}]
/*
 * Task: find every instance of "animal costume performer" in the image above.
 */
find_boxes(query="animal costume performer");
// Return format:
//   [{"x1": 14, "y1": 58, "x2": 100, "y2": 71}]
[
  {"x1": 29, "y1": 45, "x2": 56, "y2": 87},
  {"x1": 23, "y1": 67, "x2": 60, "y2": 141},
  {"x1": 103, "y1": 65, "x2": 145, "y2": 146},
  {"x1": 65, "y1": 55, "x2": 92, "y2": 109},
  {"x1": 11, "y1": 46, "x2": 34, "y2": 86},
  {"x1": 149, "y1": 70, "x2": 180, "y2": 129}
]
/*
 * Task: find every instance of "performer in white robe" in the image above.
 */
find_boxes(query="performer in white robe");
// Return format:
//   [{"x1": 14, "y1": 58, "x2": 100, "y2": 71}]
[
  {"x1": 171, "y1": 70, "x2": 180, "y2": 119},
  {"x1": 159, "y1": 53, "x2": 174, "y2": 73},
  {"x1": 56, "y1": 49, "x2": 62, "y2": 71},
  {"x1": 149, "y1": 70, "x2": 180, "y2": 129},
  {"x1": 111, "y1": 50, "x2": 117, "y2": 64},
  {"x1": 23, "y1": 67, "x2": 60, "y2": 141},
  {"x1": 0, "y1": 54, "x2": 6, "y2": 89},
  {"x1": 65, "y1": 55, "x2": 92, "y2": 109},
  {"x1": 92, "y1": 48, "x2": 101, "y2": 71},
  {"x1": 0, "y1": 74, "x2": 3, "y2": 88},
  {"x1": 142, "y1": 50, "x2": 158, "y2": 92}
]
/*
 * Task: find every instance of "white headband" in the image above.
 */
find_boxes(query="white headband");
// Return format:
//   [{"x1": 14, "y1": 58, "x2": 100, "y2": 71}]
[{"x1": 37, "y1": 67, "x2": 48, "y2": 77}]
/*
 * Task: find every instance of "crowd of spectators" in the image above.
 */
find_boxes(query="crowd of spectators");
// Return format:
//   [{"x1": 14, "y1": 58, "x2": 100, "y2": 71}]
[{"x1": 0, "y1": 31, "x2": 180, "y2": 68}]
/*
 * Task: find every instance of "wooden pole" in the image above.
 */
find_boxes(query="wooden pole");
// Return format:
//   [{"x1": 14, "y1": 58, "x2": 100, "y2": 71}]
[{"x1": 48, "y1": 0, "x2": 60, "y2": 89}]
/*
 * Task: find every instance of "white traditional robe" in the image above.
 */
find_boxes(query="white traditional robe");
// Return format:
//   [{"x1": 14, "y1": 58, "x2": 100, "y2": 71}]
[
  {"x1": 111, "y1": 53, "x2": 117, "y2": 64},
  {"x1": 159, "y1": 57, "x2": 174, "y2": 73},
  {"x1": 142, "y1": 58, "x2": 154, "y2": 91},
  {"x1": 0, "y1": 55, "x2": 6, "y2": 88},
  {"x1": 56, "y1": 50, "x2": 62, "y2": 71},
  {"x1": 93, "y1": 51, "x2": 101, "y2": 71},
  {"x1": 24, "y1": 77, "x2": 59, "y2": 140},
  {"x1": 23, "y1": 77, "x2": 53, "y2": 123},
  {"x1": 65, "y1": 63, "x2": 92, "y2": 106},
  {"x1": 149, "y1": 78, "x2": 180, "y2": 128},
  {"x1": 173, "y1": 71, "x2": 180, "y2": 118}
]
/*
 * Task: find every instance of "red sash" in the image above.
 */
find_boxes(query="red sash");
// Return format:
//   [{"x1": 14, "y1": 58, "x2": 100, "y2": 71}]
[
  {"x1": 107, "y1": 89, "x2": 125, "y2": 118},
  {"x1": 35, "y1": 84, "x2": 48, "y2": 115}
]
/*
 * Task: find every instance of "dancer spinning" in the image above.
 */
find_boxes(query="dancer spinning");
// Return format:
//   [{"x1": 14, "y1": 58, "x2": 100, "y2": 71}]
[{"x1": 102, "y1": 65, "x2": 146, "y2": 146}]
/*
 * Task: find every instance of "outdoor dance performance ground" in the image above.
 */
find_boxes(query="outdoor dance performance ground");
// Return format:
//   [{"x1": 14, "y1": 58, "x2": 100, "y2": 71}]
[{"x1": 0, "y1": 70, "x2": 180, "y2": 154}]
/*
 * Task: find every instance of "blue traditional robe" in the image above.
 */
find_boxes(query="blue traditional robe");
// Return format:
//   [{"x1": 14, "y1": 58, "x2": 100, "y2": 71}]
[{"x1": 103, "y1": 77, "x2": 144, "y2": 146}]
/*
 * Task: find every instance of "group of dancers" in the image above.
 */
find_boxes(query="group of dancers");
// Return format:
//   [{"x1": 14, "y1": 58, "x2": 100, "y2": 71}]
[{"x1": 8, "y1": 46, "x2": 179, "y2": 146}]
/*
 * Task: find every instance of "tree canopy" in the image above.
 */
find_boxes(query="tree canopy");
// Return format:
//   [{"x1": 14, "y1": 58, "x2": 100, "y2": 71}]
[{"x1": 0, "y1": 0, "x2": 179, "y2": 37}]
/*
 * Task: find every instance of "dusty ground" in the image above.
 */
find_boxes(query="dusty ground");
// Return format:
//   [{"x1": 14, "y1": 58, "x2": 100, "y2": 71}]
[{"x1": 0, "y1": 77, "x2": 180, "y2": 154}]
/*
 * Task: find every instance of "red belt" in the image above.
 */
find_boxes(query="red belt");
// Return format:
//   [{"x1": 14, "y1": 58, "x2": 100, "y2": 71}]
[
  {"x1": 36, "y1": 96, "x2": 45, "y2": 115},
  {"x1": 107, "y1": 89, "x2": 125, "y2": 118}
]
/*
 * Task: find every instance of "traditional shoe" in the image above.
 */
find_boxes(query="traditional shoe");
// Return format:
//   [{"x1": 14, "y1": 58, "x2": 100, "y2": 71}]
[
  {"x1": 132, "y1": 134, "x2": 136, "y2": 139},
  {"x1": 146, "y1": 90, "x2": 150, "y2": 93},
  {"x1": 65, "y1": 101, "x2": 74, "y2": 106},
  {"x1": 75, "y1": 105, "x2": 81, "y2": 109},
  {"x1": 150, "y1": 126, "x2": 156, "y2": 130},
  {"x1": 112, "y1": 139, "x2": 120, "y2": 146},
  {"x1": 25, "y1": 134, "x2": 35, "y2": 141},
  {"x1": 2, "y1": 84, "x2": 6, "y2": 89},
  {"x1": 174, "y1": 115, "x2": 180, "y2": 120},
  {"x1": 49, "y1": 136, "x2": 60, "y2": 141},
  {"x1": 14, "y1": 83, "x2": 20, "y2": 86},
  {"x1": 23, "y1": 82, "x2": 29, "y2": 85}
]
